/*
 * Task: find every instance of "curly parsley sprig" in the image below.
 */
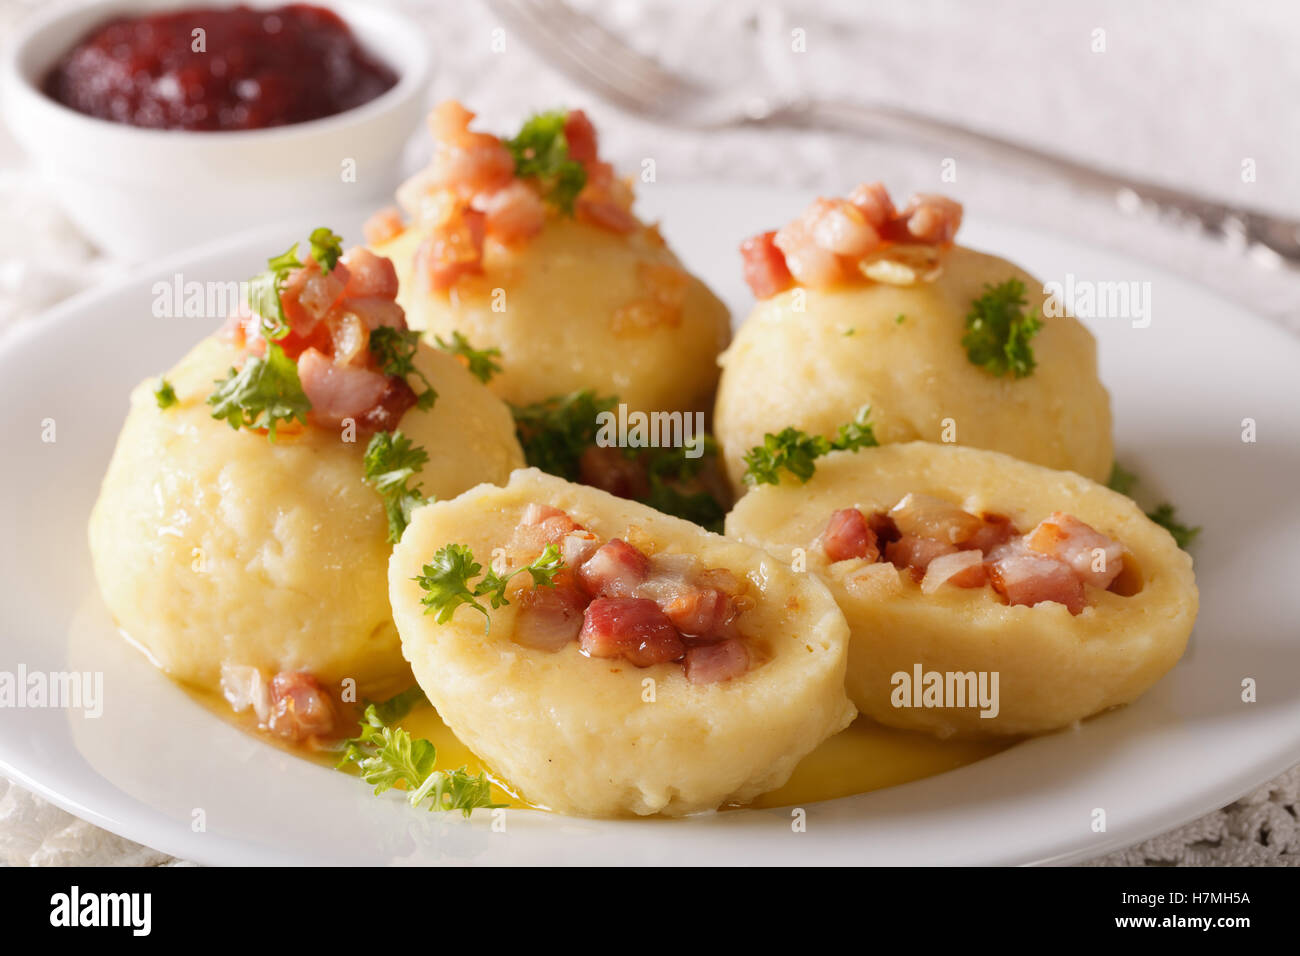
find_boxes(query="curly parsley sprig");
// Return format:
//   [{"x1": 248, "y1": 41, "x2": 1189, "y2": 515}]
[
  {"x1": 364, "y1": 430, "x2": 430, "y2": 543},
  {"x1": 511, "y1": 389, "x2": 619, "y2": 480},
  {"x1": 207, "y1": 342, "x2": 311, "y2": 440},
  {"x1": 742, "y1": 406, "x2": 878, "y2": 486},
  {"x1": 504, "y1": 110, "x2": 587, "y2": 214},
  {"x1": 962, "y1": 278, "x2": 1044, "y2": 379},
  {"x1": 247, "y1": 227, "x2": 344, "y2": 341},
  {"x1": 369, "y1": 327, "x2": 437, "y2": 410},
  {"x1": 435, "y1": 331, "x2": 502, "y2": 384},
  {"x1": 416, "y1": 543, "x2": 564, "y2": 633},
  {"x1": 1106, "y1": 463, "x2": 1201, "y2": 550},
  {"x1": 336, "y1": 688, "x2": 501, "y2": 817}
]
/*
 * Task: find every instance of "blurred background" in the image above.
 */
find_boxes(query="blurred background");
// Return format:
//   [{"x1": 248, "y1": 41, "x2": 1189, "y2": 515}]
[
  {"x1": 1, "y1": 0, "x2": 1297, "y2": 867},
  {"x1": 2, "y1": 0, "x2": 1298, "y2": 329}
]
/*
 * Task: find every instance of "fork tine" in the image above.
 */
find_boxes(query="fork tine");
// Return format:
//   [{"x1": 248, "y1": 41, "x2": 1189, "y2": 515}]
[
  {"x1": 525, "y1": 0, "x2": 695, "y2": 95},
  {"x1": 485, "y1": 0, "x2": 695, "y2": 115}
]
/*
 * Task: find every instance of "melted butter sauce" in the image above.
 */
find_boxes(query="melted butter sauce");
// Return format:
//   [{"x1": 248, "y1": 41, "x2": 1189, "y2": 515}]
[{"x1": 192, "y1": 688, "x2": 1012, "y2": 812}]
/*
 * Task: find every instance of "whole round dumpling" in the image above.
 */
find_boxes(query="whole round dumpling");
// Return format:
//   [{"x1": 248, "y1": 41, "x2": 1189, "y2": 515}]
[
  {"x1": 367, "y1": 102, "x2": 731, "y2": 415},
  {"x1": 89, "y1": 239, "x2": 524, "y2": 721},
  {"x1": 388, "y1": 467, "x2": 856, "y2": 816},
  {"x1": 715, "y1": 184, "x2": 1113, "y2": 494},
  {"x1": 725, "y1": 443, "x2": 1197, "y2": 738}
]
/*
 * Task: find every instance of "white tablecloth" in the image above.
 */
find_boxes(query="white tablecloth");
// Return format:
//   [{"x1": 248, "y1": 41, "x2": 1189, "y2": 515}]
[{"x1": 2, "y1": 0, "x2": 1297, "y2": 866}]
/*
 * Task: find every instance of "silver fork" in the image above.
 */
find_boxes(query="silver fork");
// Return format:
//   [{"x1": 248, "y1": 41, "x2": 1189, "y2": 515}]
[{"x1": 486, "y1": 0, "x2": 1300, "y2": 267}]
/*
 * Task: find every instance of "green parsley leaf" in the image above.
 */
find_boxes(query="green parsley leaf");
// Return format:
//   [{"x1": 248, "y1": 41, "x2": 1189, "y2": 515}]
[
  {"x1": 895, "y1": 313, "x2": 907, "y2": 325},
  {"x1": 1146, "y1": 503, "x2": 1201, "y2": 550},
  {"x1": 504, "y1": 110, "x2": 587, "y2": 214},
  {"x1": 830, "y1": 405, "x2": 879, "y2": 453},
  {"x1": 308, "y1": 227, "x2": 343, "y2": 274},
  {"x1": 743, "y1": 427, "x2": 830, "y2": 486},
  {"x1": 1107, "y1": 463, "x2": 1138, "y2": 497},
  {"x1": 416, "y1": 543, "x2": 564, "y2": 633},
  {"x1": 511, "y1": 389, "x2": 619, "y2": 480},
  {"x1": 207, "y1": 342, "x2": 311, "y2": 440},
  {"x1": 247, "y1": 243, "x2": 302, "y2": 341},
  {"x1": 368, "y1": 685, "x2": 428, "y2": 725},
  {"x1": 369, "y1": 326, "x2": 437, "y2": 410},
  {"x1": 742, "y1": 407, "x2": 878, "y2": 486},
  {"x1": 154, "y1": 378, "x2": 177, "y2": 409},
  {"x1": 336, "y1": 691, "x2": 500, "y2": 817},
  {"x1": 363, "y1": 430, "x2": 430, "y2": 543},
  {"x1": 435, "y1": 331, "x2": 502, "y2": 384},
  {"x1": 961, "y1": 278, "x2": 1044, "y2": 379}
]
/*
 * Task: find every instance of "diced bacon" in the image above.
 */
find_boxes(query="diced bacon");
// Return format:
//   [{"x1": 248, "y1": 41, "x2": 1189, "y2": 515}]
[
  {"x1": 563, "y1": 109, "x2": 598, "y2": 164},
  {"x1": 418, "y1": 207, "x2": 487, "y2": 291},
  {"x1": 514, "y1": 577, "x2": 588, "y2": 651},
  {"x1": 298, "y1": 266, "x2": 349, "y2": 320},
  {"x1": 684, "y1": 639, "x2": 749, "y2": 684},
  {"x1": 889, "y1": 493, "x2": 983, "y2": 545},
  {"x1": 519, "y1": 503, "x2": 584, "y2": 545},
  {"x1": 822, "y1": 508, "x2": 878, "y2": 562},
  {"x1": 579, "y1": 597, "x2": 685, "y2": 667},
  {"x1": 886, "y1": 534, "x2": 958, "y2": 581},
  {"x1": 475, "y1": 180, "x2": 547, "y2": 243},
  {"x1": 363, "y1": 206, "x2": 404, "y2": 245},
  {"x1": 278, "y1": 265, "x2": 318, "y2": 331},
  {"x1": 1025, "y1": 512, "x2": 1125, "y2": 590},
  {"x1": 343, "y1": 296, "x2": 407, "y2": 331},
  {"x1": 298, "y1": 347, "x2": 390, "y2": 427},
  {"x1": 357, "y1": 375, "x2": 419, "y2": 433},
  {"x1": 578, "y1": 538, "x2": 651, "y2": 598},
  {"x1": 867, "y1": 511, "x2": 902, "y2": 548},
  {"x1": 988, "y1": 550, "x2": 1086, "y2": 615},
  {"x1": 899, "y1": 194, "x2": 964, "y2": 244},
  {"x1": 920, "y1": 550, "x2": 987, "y2": 593},
  {"x1": 808, "y1": 198, "x2": 882, "y2": 257},
  {"x1": 740, "y1": 231, "x2": 795, "y2": 299},
  {"x1": 522, "y1": 503, "x2": 569, "y2": 525},
  {"x1": 752, "y1": 183, "x2": 962, "y2": 293},
  {"x1": 266, "y1": 671, "x2": 337, "y2": 741},
  {"x1": 426, "y1": 102, "x2": 515, "y2": 198},
  {"x1": 773, "y1": 217, "x2": 843, "y2": 288},
  {"x1": 664, "y1": 585, "x2": 738, "y2": 642},
  {"x1": 578, "y1": 445, "x2": 650, "y2": 500},
  {"x1": 847, "y1": 181, "x2": 897, "y2": 230},
  {"x1": 341, "y1": 247, "x2": 399, "y2": 299},
  {"x1": 576, "y1": 198, "x2": 639, "y2": 233},
  {"x1": 962, "y1": 512, "x2": 1017, "y2": 553},
  {"x1": 220, "y1": 305, "x2": 252, "y2": 346}
]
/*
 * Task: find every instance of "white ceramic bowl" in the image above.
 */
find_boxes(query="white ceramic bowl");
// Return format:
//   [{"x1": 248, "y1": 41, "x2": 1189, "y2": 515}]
[{"x1": 1, "y1": 0, "x2": 432, "y2": 259}]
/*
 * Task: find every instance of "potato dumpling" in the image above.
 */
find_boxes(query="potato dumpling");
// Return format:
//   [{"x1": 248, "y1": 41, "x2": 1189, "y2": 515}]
[
  {"x1": 367, "y1": 102, "x2": 730, "y2": 415},
  {"x1": 725, "y1": 443, "x2": 1197, "y2": 738},
  {"x1": 389, "y1": 468, "x2": 855, "y2": 816},
  {"x1": 376, "y1": 214, "x2": 730, "y2": 416},
  {"x1": 715, "y1": 246, "x2": 1114, "y2": 494},
  {"x1": 88, "y1": 336, "x2": 524, "y2": 697}
]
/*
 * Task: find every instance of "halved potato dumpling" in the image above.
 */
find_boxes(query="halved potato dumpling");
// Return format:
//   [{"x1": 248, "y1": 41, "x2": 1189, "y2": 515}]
[
  {"x1": 725, "y1": 443, "x2": 1197, "y2": 737},
  {"x1": 388, "y1": 468, "x2": 856, "y2": 816},
  {"x1": 714, "y1": 246, "x2": 1114, "y2": 495},
  {"x1": 88, "y1": 336, "x2": 524, "y2": 697}
]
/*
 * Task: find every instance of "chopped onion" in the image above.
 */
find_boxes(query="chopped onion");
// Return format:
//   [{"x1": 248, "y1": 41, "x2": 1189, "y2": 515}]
[{"x1": 920, "y1": 550, "x2": 985, "y2": 594}]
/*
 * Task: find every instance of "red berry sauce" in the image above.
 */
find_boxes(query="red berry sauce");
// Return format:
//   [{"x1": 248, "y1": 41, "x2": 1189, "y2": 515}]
[{"x1": 42, "y1": 4, "x2": 399, "y2": 131}]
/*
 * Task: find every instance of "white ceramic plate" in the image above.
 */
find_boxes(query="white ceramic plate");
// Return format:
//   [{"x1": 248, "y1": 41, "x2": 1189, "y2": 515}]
[{"x1": 2, "y1": 185, "x2": 1298, "y2": 866}]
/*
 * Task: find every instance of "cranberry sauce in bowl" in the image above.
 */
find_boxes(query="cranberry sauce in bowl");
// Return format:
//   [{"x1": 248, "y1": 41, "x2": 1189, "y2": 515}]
[{"x1": 42, "y1": 3, "x2": 398, "y2": 131}]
